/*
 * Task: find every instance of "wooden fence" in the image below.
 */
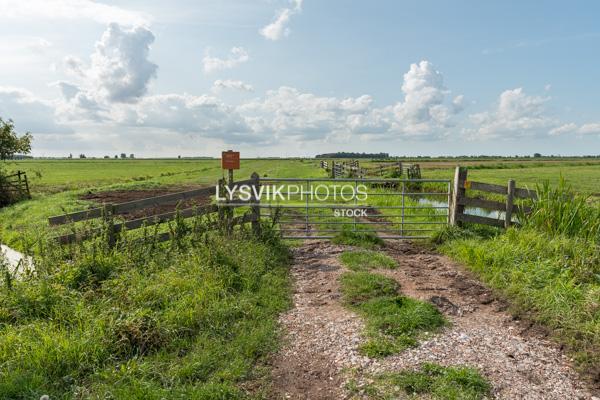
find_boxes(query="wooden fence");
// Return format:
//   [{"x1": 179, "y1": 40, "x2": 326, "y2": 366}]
[
  {"x1": 0, "y1": 170, "x2": 31, "y2": 201},
  {"x1": 323, "y1": 160, "x2": 421, "y2": 179},
  {"x1": 49, "y1": 173, "x2": 261, "y2": 245},
  {"x1": 450, "y1": 167, "x2": 536, "y2": 228}
]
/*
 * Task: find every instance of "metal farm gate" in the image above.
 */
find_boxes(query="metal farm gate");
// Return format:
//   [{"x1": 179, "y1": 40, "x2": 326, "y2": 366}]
[{"x1": 234, "y1": 177, "x2": 452, "y2": 239}]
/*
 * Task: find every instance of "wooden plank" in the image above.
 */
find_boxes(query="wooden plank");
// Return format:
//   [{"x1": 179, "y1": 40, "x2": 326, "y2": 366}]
[
  {"x1": 115, "y1": 204, "x2": 219, "y2": 232},
  {"x1": 49, "y1": 207, "x2": 103, "y2": 226},
  {"x1": 50, "y1": 181, "x2": 251, "y2": 225},
  {"x1": 55, "y1": 204, "x2": 221, "y2": 244},
  {"x1": 457, "y1": 213, "x2": 504, "y2": 227},
  {"x1": 458, "y1": 196, "x2": 506, "y2": 212},
  {"x1": 465, "y1": 180, "x2": 507, "y2": 195}
]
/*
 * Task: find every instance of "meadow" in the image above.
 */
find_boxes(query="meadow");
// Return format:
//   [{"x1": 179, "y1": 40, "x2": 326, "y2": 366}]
[
  {"x1": 3, "y1": 157, "x2": 598, "y2": 248},
  {"x1": 1, "y1": 156, "x2": 599, "y2": 390}
]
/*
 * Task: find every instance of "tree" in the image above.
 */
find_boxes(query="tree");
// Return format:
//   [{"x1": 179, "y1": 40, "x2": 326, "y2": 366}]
[
  {"x1": 79, "y1": 154, "x2": 86, "y2": 159},
  {"x1": 0, "y1": 118, "x2": 32, "y2": 161},
  {"x1": 129, "y1": 153, "x2": 134, "y2": 159},
  {"x1": 120, "y1": 153, "x2": 127, "y2": 159}
]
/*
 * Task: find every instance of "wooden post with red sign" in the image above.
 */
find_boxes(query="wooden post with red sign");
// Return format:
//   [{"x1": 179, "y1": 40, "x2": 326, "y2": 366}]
[{"x1": 221, "y1": 150, "x2": 240, "y2": 234}]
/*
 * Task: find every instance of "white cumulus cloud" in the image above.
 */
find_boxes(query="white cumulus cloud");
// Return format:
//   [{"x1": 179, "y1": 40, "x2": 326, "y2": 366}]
[
  {"x1": 212, "y1": 79, "x2": 254, "y2": 92},
  {"x1": 260, "y1": 0, "x2": 303, "y2": 41},
  {"x1": 58, "y1": 23, "x2": 158, "y2": 111},
  {"x1": 89, "y1": 23, "x2": 158, "y2": 102},
  {"x1": 550, "y1": 122, "x2": 600, "y2": 136},
  {"x1": 202, "y1": 47, "x2": 249, "y2": 74},
  {"x1": 467, "y1": 88, "x2": 554, "y2": 139}
]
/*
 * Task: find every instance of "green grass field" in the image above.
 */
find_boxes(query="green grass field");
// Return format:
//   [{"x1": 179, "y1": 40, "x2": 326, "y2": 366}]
[
  {"x1": 2, "y1": 157, "x2": 599, "y2": 248},
  {"x1": 1, "y1": 157, "x2": 599, "y2": 393}
]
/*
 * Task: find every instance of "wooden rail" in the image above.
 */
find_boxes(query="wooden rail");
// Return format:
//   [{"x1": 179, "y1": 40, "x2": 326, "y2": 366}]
[
  {"x1": 450, "y1": 166, "x2": 536, "y2": 228},
  {"x1": 325, "y1": 160, "x2": 420, "y2": 179},
  {"x1": 0, "y1": 170, "x2": 31, "y2": 202},
  {"x1": 49, "y1": 175, "x2": 260, "y2": 245}
]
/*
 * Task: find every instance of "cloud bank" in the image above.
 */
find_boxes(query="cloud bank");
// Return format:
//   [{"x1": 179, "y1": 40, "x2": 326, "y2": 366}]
[{"x1": 1, "y1": 22, "x2": 598, "y2": 156}]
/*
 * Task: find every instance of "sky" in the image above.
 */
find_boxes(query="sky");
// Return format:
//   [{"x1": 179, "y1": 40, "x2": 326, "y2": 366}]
[{"x1": 0, "y1": 0, "x2": 599, "y2": 158}]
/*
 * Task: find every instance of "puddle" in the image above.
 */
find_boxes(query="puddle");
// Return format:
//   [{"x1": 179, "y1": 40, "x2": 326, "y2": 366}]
[{"x1": 416, "y1": 197, "x2": 518, "y2": 222}]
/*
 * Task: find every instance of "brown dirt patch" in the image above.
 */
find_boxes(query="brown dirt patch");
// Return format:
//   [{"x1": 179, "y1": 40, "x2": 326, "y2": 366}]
[{"x1": 80, "y1": 186, "x2": 212, "y2": 220}]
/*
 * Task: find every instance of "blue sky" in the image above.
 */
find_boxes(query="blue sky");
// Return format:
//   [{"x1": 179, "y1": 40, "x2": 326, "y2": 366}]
[{"x1": 0, "y1": 0, "x2": 599, "y2": 157}]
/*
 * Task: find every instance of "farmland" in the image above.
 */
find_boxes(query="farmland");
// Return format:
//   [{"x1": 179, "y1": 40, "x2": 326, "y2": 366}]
[{"x1": 1, "y1": 157, "x2": 599, "y2": 397}]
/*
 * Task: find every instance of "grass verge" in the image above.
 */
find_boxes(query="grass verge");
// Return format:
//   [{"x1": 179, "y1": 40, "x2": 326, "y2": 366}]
[
  {"x1": 439, "y1": 228, "x2": 600, "y2": 379},
  {"x1": 339, "y1": 250, "x2": 397, "y2": 271},
  {"x1": 339, "y1": 271, "x2": 446, "y2": 357},
  {"x1": 0, "y1": 227, "x2": 291, "y2": 399},
  {"x1": 346, "y1": 362, "x2": 491, "y2": 400}
]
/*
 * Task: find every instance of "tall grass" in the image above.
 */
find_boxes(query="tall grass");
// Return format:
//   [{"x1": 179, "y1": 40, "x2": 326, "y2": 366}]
[
  {"x1": 523, "y1": 178, "x2": 600, "y2": 242},
  {"x1": 0, "y1": 219, "x2": 290, "y2": 398}
]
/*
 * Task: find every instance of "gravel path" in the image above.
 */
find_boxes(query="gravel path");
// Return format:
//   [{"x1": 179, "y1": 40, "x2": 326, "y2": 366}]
[{"x1": 269, "y1": 240, "x2": 598, "y2": 399}]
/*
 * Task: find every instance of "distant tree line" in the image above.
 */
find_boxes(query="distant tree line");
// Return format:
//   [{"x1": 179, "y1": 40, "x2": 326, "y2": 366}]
[{"x1": 316, "y1": 152, "x2": 390, "y2": 159}]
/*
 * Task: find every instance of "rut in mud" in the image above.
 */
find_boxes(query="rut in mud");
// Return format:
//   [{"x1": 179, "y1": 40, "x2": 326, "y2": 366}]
[{"x1": 269, "y1": 240, "x2": 597, "y2": 400}]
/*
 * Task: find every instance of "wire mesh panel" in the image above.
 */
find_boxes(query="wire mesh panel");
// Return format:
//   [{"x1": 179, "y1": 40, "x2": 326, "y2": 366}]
[{"x1": 219, "y1": 177, "x2": 451, "y2": 240}]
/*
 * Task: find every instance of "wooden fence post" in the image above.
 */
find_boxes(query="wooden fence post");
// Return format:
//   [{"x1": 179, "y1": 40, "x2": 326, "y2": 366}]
[
  {"x1": 218, "y1": 178, "x2": 226, "y2": 225},
  {"x1": 505, "y1": 179, "x2": 515, "y2": 228},
  {"x1": 450, "y1": 166, "x2": 468, "y2": 226},
  {"x1": 103, "y1": 203, "x2": 115, "y2": 247},
  {"x1": 23, "y1": 172, "x2": 31, "y2": 199},
  {"x1": 398, "y1": 161, "x2": 403, "y2": 176},
  {"x1": 250, "y1": 172, "x2": 261, "y2": 235}
]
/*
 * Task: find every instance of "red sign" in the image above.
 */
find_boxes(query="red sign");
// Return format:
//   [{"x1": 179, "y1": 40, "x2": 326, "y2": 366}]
[{"x1": 221, "y1": 151, "x2": 240, "y2": 170}]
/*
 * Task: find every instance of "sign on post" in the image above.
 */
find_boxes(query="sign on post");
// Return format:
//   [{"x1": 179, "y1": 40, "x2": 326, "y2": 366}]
[{"x1": 221, "y1": 150, "x2": 240, "y2": 170}]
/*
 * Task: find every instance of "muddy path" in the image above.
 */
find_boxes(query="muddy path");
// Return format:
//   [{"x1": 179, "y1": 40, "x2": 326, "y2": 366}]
[{"x1": 269, "y1": 240, "x2": 597, "y2": 400}]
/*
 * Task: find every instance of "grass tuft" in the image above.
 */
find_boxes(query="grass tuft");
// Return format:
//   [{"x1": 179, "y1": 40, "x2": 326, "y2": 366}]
[
  {"x1": 339, "y1": 250, "x2": 397, "y2": 271},
  {"x1": 339, "y1": 271, "x2": 446, "y2": 357},
  {"x1": 347, "y1": 362, "x2": 491, "y2": 400},
  {"x1": 331, "y1": 229, "x2": 384, "y2": 249}
]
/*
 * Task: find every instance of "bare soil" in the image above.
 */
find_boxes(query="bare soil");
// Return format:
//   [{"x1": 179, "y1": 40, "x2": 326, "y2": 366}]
[
  {"x1": 80, "y1": 186, "x2": 211, "y2": 220},
  {"x1": 269, "y1": 240, "x2": 598, "y2": 400}
]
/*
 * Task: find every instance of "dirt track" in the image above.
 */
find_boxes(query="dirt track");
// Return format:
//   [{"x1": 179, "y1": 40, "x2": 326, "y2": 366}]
[{"x1": 269, "y1": 241, "x2": 598, "y2": 400}]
